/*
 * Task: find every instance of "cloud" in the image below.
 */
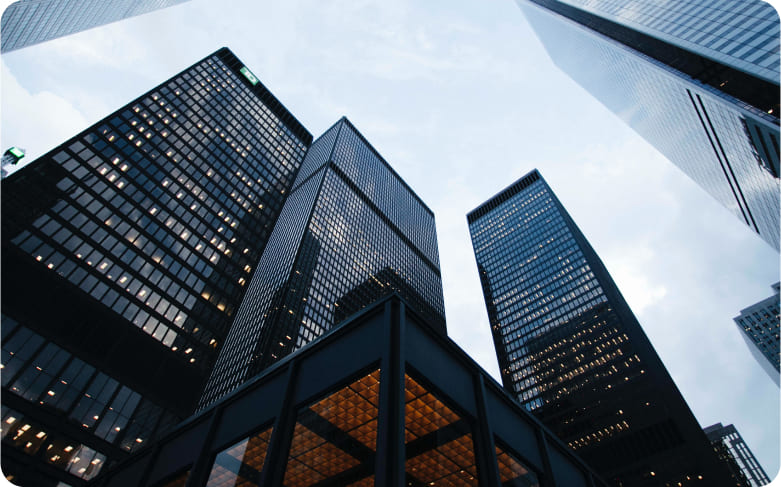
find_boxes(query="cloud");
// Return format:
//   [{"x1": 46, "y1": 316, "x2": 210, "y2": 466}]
[
  {"x1": 1, "y1": 61, "x2": 89, "y2": 171},
  {"x1": 607, "y1": 247, "x2": 669, "y2": 315}
]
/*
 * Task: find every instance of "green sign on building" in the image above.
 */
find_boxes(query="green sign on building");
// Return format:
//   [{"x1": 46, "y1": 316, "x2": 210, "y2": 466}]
[{"x1": 240, "y1": 66, "x2": 259, "y2": 86}]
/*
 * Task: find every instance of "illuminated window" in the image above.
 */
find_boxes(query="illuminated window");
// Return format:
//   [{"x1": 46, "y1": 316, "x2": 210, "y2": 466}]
[
  {"x1": 404, "y1": 374, "x2": 478, "y2": 485},
  {"x1": 282, "y1": 369, "x2": 380, "y2": 486}
]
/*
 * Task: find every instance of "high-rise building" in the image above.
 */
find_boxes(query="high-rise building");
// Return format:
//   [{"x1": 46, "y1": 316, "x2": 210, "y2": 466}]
[
  {"x1": 1, "y1": 47, "x2": 311, "y2": 486},
  {"x1": 1, "y1": 0, "x2": 191, "y2": 53},
  {"x1": 199, "y1": 117, "x2": 446, "y2": 409},
  {"x1": 515, "y1": 0, "x2": 780, "y2": 251},
  {"x1": 704, "y1": 423, "x2": 771, "y2": 486},
  {"x1": 734, "y1": 282, "x2": 780, "y2": 386},
  {"x1": 467, "y1": 169, "x2": 738, "y2": 486}
]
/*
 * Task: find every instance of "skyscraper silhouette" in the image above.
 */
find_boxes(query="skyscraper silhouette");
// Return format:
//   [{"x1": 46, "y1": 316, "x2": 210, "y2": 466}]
[
  {"x1": 1, "y1": 48, "x2": 311, "y2": 485},
  {"x1": 468, "y1": 169, "x2": 739, "y2": 486}
]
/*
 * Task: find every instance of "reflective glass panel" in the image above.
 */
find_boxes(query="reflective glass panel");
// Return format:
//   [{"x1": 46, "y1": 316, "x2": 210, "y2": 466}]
[
  {"x1": 282, "y1": 369, "x2": 380, "y2": 486},
  {"x1": 404, "y1": 374, "x2": 478, "y2": 486},
  {"x1": 206, "y1": 426, "x2": 273, "y2": 487},
  {"x1": 495, "y1": 441, "x2": 540, "y2": 486}
]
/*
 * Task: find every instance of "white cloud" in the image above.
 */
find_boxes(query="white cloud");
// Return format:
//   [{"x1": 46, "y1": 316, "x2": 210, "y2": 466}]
[
  {"x1": 1, "y1": 61, "x2": 89, "y2": 170},
  {"x1": 608, "y1": 253, "x2": 669, "y2": 315}
]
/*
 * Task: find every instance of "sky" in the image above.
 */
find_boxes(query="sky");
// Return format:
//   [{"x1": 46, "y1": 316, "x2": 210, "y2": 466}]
[{"x1": 1, "y1": 0, "x2": 780, "y2": 481}]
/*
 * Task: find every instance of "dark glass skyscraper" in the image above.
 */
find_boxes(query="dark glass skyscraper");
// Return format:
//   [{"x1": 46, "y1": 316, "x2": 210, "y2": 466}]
[
  {"x1": 200, "y1": 117, "x2": 446, "y2": 408},
  {"x1": 1, "y1": 0, "x2": 191, "y2": 53},
  {"x1": 1, "y1": 48, "x2": 311, "y2": 486},
  {"x1": 516, "y1": 0, "x2": 780, "y2": 251},
  {"x1": 704, "y1": 423, "x2": 771, "y2": 487},
  {"x1": 468, "y1": 170, "x2": 737, "y2": 486},
  {"x1": 733, "y1": 282, "x2": 780, "y2": 386}
]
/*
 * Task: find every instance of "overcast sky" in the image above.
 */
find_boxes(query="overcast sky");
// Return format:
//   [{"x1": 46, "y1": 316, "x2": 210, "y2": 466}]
[{"x1": 2, "y1": 0, "x2": 780, "y2": 480}]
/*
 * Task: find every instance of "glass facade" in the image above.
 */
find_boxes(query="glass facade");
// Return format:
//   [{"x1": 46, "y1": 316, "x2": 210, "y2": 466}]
[
  {"x1": 200, "y1": 117, "x2": 445, "y2": 408},
  {"x1": 704, "y1": 423, "x2": 771, "y2": 487},
  {"x1": 517, "y1": 0, "x2": 780, "y2": 251},
  {"x1": 1, "y1": 48, "x2": 311, "y2": 485},
  {"x1": 89, "y1": 296, "x2": 599, "y2": 487},
  {"x1": 282, "y1": 369, "x2": 380, "y2": 485},
  {"x1": 468, "y1": 170, "x2": 741, "y2": 486},
  {"x1": 1, "y1": 0, "x2": 191, "y2": 52},
  {"x1": 555, "y1": 0, "x2": 779, "y2": 84},
  {"x1": 733, "y1": 282, "x2": 781, "y2": 386}
]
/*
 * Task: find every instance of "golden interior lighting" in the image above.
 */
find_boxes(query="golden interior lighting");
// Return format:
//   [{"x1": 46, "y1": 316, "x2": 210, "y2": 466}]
[
  {"x1": 404, "y1": 375, "x2": 460, "y2": 442},
  {"x1": 282, "y1": 369, "x2": 380, "y2": 487},
  {"x1": 406, "y1": 434, "x2": 478, "y2": 486},
  {"x1": 308, "y1": 370, "x2": 381, "y2": 450},
  {"x1": 496, "y1": 444, "x2": 539, "y2": 486},
  {"x1": 404, "y1": 374, "x2": 478, "y2": 486}
]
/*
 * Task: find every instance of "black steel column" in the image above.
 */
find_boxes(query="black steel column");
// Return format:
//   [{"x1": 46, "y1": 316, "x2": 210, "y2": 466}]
[
  {"x1": 135, "y1": 441, "x2": 165, "y2": 487},
  {"x1": 257, "y1": 362, "x2": 300, "y2": 486},
  {"x1": 536, "y1": 429, "x2": 559, "y2": 487},
  {"x1": 472, "y1": 374, "x2": 501, "y2": 486},
  {"x1": 375, "y1": 298, "x2": 405, "y2": 487},
  {"x1": 183, "y1": 408, "x2": 222, "y2": 487}
]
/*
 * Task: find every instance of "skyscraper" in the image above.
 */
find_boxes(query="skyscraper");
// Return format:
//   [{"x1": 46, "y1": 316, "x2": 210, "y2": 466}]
[
  {"x1": 733, "y1": 282, "x2": 780, "y2": 386},
  {"x1": 468, "y1": 170, "x2": 737, "y2": 486},
  {"x1": 516, "y1": 0, "x2": 780, "y2": 250},
  {"x1": 1, "y1": 47, "x2": 311, "y2": 486},
  {"x1": 1, "y1": 0, "x2": 191, "y2": 53},
  {"x1": 199, "y1": 117, "x2": 446, "y2": 408},
  {"x1": 704, "y1": 423, "x2": 771, "y2": 487}
]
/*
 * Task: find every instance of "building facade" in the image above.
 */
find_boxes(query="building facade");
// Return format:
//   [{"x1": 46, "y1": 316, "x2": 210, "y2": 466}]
[
  {"x1": 1, "y1": 0, "x2": 190, "y2": 53},
  {"x1": 704, "y1": 423, "x2": 771, "y2": 486},
  {"x1": 1, "y1": 48, "x2": 311, "y2": 486},
  {"x1": 468, "y1": 170, "x2": 738, "y2": 486},
  {"x1": 733, "y1": 282, "x2": 780, "y2": 386},
  {"x1": 516, "y1": 0, "x2": 780, "y2": 250},
  {"x1": 199, "y1": 117, "x2": 446, "y2": 409},
  {"x1": 90, "y1": 295, "x2": 607, "y2": 487}
]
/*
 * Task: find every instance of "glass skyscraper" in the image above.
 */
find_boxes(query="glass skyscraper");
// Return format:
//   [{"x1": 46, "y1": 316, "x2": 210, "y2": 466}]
[
  {"x1": 468, "y1": 170, "x2": 738, "y2": 486},
  {"x1": 704, "y1": 423, "x2": 771, "y2": 487},
  {"x1": 200, "y1": 117, "x2": 446, "y2": 409},
  {"x1": 1, "y1": 0, "x2": 190, "y2": 53},
  {"x1": 1, "y1": 48, "x2": 311, "y2": 486},
  {"x1": 516, "y1": 0, "x2": 780, "y2": 251},
  {"x1": 733, "y1": 282, "x2": 780, "y2": 386}
]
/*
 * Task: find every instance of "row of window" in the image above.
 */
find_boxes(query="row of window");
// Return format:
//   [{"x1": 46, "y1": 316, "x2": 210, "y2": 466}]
[{"x1": 1, "y1": 316, "x2": 175, "y2": 468}]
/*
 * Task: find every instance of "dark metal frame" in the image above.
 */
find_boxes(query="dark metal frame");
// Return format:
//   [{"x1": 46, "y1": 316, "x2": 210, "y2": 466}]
[{"x1": 91, "y1": 295, "x2": 607, "y2": 487}]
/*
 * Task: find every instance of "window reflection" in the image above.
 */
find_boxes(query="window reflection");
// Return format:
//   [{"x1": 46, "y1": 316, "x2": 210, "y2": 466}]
[
  {"x1": 282, "y1": 368, "x2": 380, "y2": 486},
  {"x1": 206, "y1": 426, "x2": 273, "y2": 487},
  {"x1": 1, "y1": 406, "x2": 106, "y2": 481},
  {"x1": 404, "y1": 374, "x2": 478, "y2": 486},
  {"x1": 495, "y1": 441, "x2": 540, "y2": 487}
]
